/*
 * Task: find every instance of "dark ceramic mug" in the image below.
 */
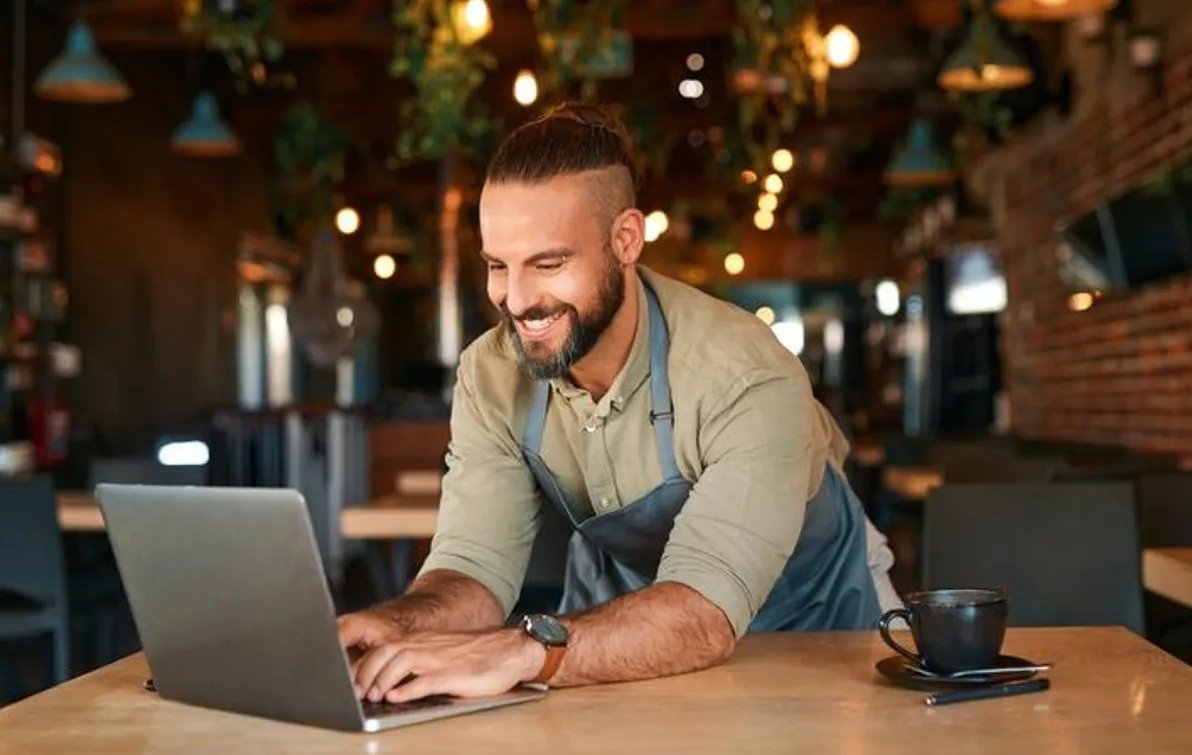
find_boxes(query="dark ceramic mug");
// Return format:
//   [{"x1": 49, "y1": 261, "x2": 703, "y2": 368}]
[{"x1": 877, "y1": 588, "x2": 1009, "y2": 674}]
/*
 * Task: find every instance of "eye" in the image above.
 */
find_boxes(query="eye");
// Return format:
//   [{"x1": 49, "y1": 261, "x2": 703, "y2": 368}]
[
  {"x1": 486, "y1": 262, "x2": 507, "y2": 272},
  {"x1": 535, "y1": 262, "x2": 564, "y2": 272}
]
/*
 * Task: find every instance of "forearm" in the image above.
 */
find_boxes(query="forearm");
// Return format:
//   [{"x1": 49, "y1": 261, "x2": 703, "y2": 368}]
[
  {"x1": 548, "y1": 582, "x2": 736, "y2": 687},
  {"x1": 375, "y1": 569, "x2": 505, "y2": 634}
]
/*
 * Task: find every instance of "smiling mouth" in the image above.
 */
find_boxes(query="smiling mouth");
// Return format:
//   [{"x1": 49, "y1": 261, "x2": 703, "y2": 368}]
[{"x1": 514, "y1": 313, "x2": 563, "y2": 341}]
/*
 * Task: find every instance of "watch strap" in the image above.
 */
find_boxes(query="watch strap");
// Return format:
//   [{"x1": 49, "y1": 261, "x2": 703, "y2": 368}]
[{"x1": 531, "y1": 644, "x2": 566, "y2": 685}]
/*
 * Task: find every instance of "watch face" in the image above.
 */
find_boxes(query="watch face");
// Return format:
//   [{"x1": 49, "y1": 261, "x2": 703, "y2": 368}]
[{"x1": 525, "y1": 614, "x2": 569, "y2": 645}]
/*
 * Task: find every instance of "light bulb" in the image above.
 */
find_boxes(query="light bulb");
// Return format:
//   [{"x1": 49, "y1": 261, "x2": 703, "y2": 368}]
[
  {"x1": 824, "y1": 25, "x2": 859, "y2": 69},
  {"x1": 758, "y1": 193, "x2": 778, "y2": 212},
  {"x1": 724, "y1": 253, "x2": 745, "y2": 275},
  {"x1": 753, "y1": 209, "x2": 774, "y2": 230},
  {"x1": 513, "y1": 69, "x2": 538, "y2": 106},
  {"x1": 335, "y1": 207, "x2": 360, "y2": 235},
  {"x1": 771, "y1": 149, "x2": 794, "y2": 173},
  {"x1": 763, "y1": 174, "x2": 783, "y2": 193},
  {"x1": 374, "y1": 254, "x2": 396, "y2": 280}
]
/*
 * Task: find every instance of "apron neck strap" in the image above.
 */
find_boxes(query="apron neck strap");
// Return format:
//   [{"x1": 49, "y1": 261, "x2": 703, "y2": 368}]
[{"x1": 643, "y1": 281, "x2": 682, "y2": 482}]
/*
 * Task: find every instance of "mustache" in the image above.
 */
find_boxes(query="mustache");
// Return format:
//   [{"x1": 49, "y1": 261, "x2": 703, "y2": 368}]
[{"x1": 500, "y1": 303, "x2": 570, "y2": 322}]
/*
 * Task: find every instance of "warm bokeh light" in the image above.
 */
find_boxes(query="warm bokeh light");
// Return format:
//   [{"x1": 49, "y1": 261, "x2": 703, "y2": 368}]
[
  {"x1": 374, "y1": 254, "x2": 396, "y2": 280},
  {"x1": 724, "y1": 253, "x2": 745, "y2": 275},
  {"x1": 335, "y1": 207, "x2": 360, "y2": 235},
  {"x1": 753, "y1": 209, "x2": 774, "y2": 230},
  {"x1": 758, "y1": 193, "x2": 778, "y2": 212},
  {"x1": 771, "y1": 149, "x2": 794, "y2": 173},
  {"x1": 453, "y1": 0, "x2": 491, "y2": 45},
  {"x1": 513, "y1": 69, "x2": 538, "y2": 105},
  {"x1": 1068, "y1": 291, "x2": 1095, "y2": 312},
  {"x1": 763, "y1": 173, "x2": 784, "y2": 193},
  {"x1": 686, "y1": 53, "x2": 705, "y2": 71},
  {"x1": 755, "y1": 306, "x2": 776, "y2": 325},
  {"x1": 740, "y1": 170, "x2": 758, "y2": 184},
  {"x1": 824, "y1": 24, "x2": 860, "y2": 68},
  {"x1": 644, "y1": 210, "x2": 669, "y2": 243},
  {"x1": 679, "y1": 79, "x2": 705, "y2": 99}
]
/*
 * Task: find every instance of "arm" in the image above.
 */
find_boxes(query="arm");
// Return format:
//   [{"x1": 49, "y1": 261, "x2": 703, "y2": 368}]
[
  {"x1": 547, "y1": 369, "x2": 815, "y2": 686},
  {"x1": 340, "y1": 346, "x2": 542, "y2": 645},
  {"x1": 547, "y1": 582, "x2": 734, "y2": 686},
  {"x1": 366, "y1": 569, "x2": 505, "y2": 634}
]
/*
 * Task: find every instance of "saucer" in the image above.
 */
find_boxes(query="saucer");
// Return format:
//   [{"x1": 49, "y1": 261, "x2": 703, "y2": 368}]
[{"x1": 875, "y1": 654, "x2": 1043, "y2": 690}]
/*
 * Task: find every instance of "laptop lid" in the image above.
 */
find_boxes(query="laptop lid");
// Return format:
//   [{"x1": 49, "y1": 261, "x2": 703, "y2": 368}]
[{"x1": 95, "y1": 484, "x2": 366, "y2": 731}]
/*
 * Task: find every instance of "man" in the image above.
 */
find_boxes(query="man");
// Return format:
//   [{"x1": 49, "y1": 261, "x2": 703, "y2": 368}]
[{"x1": 338, "y1": 102, "x2": 900, "y2": 705}]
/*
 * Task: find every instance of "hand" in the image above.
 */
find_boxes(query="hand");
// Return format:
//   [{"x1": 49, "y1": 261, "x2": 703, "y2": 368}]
[
  {"x1": 351, "y1": 628, "x2": 546, "y2": 703},
  {"x1": 337, "y1": 609, "x2": 406, "y2": 656}
]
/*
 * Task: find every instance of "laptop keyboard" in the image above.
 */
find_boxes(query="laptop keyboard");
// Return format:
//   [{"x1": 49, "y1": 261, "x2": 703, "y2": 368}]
[{"x1": 362, "y1": 694, "x2": 455, "y2": 718}]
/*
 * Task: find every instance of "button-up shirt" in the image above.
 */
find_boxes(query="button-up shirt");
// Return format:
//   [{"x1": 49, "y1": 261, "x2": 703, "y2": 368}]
[{"x1": 419, "y1": 267, "x2": 851, "y2": 636}]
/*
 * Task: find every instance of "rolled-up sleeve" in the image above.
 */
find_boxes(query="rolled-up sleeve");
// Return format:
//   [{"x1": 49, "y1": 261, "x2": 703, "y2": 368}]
[
  {"x1": 417, "y1": 350, "x2": 542, "y2": 615},
  {"x1": 655, "y1": 370, "x2": 813, "y2": 638}
]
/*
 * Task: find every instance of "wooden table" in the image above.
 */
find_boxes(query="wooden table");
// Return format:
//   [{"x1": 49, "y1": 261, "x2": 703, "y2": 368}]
[
  {"x1": 1143, "y1": 547, "x2": 1192, "y2": 609},
  {"x1": 1, "y1": 627, "x2": 1190, "y2": 753},
  {"x1": 882, "y1": 464, "x2": 943, "y2": 499},
  {"x1": 56, "y1": 492, "x2": 438, "y2": 598},
  {"x1": 55, "y1": 492, "x2": 439, "y2": 540}
]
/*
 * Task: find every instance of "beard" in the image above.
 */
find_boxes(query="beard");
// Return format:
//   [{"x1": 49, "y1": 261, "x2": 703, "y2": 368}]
[{"x1": 502, "y1": 251, "x2": 625, "y2": 380}]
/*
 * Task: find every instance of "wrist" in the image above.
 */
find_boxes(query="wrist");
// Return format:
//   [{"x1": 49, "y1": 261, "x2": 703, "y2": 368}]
[{"x1": 513, "y1": 628, "x2": 549, "y2": 683}]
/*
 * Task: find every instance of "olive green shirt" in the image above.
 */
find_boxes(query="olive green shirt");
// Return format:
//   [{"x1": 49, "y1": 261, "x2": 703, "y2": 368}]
[{"x1": 419, "y1": 267, "x2": 852, "y2": 637}]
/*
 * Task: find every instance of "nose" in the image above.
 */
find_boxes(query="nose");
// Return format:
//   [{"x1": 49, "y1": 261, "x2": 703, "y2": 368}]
[{"x1": 501, "y1": 270, "x2": 539, "y2": 317}]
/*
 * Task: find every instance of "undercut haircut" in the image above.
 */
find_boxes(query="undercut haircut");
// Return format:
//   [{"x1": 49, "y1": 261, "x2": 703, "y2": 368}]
[{"x1": 485, "y1": 102, "x2": 642, "y2": 224}]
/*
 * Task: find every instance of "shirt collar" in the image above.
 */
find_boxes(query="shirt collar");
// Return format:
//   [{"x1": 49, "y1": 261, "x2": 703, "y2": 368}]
[{"x1": 551, "y1": 273, "x2": 651, "y2": 413}]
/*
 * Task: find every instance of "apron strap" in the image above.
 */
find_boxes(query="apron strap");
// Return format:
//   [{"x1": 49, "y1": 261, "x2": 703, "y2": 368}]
[
  {"x1": 522, "y1": 379, "x2": 551, "y2": 457},
  {"x1": 644, "y1": 283, "x2": 682, "y2": 483}
]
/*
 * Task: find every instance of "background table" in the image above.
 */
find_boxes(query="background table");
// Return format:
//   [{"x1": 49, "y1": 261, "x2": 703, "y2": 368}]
[{"x1": 1, "y1": 627, "x2": 1190, "y2": 754}]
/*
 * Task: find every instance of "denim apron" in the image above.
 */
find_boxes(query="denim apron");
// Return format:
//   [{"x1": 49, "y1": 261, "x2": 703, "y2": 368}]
[{"x1": 520, "y1": 282, "x2": 881, "y2": 631}]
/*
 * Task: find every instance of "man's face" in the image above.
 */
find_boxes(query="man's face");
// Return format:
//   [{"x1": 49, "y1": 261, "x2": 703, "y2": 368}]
[{"x1": 479, "y1": 173, "x2": 626, "y2": 379}]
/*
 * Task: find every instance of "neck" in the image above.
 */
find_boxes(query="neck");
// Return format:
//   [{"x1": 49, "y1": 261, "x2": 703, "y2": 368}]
[{"x1": 567, "y1": 271, "x2": 639, "y2": 401}]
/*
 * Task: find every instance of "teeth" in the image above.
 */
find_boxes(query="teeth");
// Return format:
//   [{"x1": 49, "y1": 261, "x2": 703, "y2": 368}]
[{"x1": 520, "y1": 315, "x2": 558, "y2": 333}]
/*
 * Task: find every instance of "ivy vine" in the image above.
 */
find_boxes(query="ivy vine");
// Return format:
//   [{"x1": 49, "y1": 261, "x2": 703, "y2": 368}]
[
  {"x1": 271, "y1": 103, "x2": 349, "y2": 242},
  {"x1": 389, "y1": 0, "x2": 501, "y2": 165},
  {"x1": 527, "y1": 0, "x2": 628, "y2": 102},
  {"x1": 179, "y1": 0, "x2": 288, "y2": 91}
]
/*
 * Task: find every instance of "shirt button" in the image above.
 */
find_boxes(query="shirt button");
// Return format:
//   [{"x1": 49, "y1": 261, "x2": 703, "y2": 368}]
[{"x1": 599, "y1": 497, "x2": 613, "y2": 509}]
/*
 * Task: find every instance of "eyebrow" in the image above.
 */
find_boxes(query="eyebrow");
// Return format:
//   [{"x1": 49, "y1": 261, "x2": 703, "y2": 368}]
[{"x1": 480, "y1": 248, "x2": 574, "y2": 265}]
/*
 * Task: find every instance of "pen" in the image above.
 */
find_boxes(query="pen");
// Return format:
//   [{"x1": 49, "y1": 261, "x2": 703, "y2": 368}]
[{"x1": 925, "y1": 678, "x2": 1050, "y2": 707}]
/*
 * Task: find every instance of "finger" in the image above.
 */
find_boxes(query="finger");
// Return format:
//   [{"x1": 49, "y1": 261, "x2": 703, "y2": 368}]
[
  {"x1": 386, "y1": 673, "x2": 450, "y2": 703},
  {"x1": 336, "y1": 615, "x2": 370, "y2": 649},
  {"x1": 353, "y1": 645, "x2": 403, "y2": 699},
  {"x1": 370, "y1": 650, "x2": 420, "y2": 700}
]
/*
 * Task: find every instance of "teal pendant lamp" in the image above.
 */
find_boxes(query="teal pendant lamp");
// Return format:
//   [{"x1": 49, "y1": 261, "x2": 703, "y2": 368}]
[
  {"x1": 884, "y1": 120, "x2": 956, "y2": 188},
  {"x1": 171, "y1": 92, "x2": 240, "y2": 157},
  {"x1": 938, "y1": 5, "x2": 1034, "y2": 92},
  {"x1": 35, "y1": 20, "x2": 131, "y2": 103}
]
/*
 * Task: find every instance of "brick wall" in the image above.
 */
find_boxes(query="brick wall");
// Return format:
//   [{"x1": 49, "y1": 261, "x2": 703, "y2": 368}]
[{"x1": 989, "y1": 7, "x2": 1192, "y2": 457}]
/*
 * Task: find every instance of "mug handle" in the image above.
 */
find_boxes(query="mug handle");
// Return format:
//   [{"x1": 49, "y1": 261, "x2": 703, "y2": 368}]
[{"x1": 877, "y1": 608, "x2": 921, "y2": 666}]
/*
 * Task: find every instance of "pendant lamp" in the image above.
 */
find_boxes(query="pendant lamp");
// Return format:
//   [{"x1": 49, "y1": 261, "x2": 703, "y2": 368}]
[
  {"x1": 994, "y1": 0, "x2": 1118, "y2": 22},
  {"x1": 938, "y1": 8, "x2": 1034, "y2": 92},
  {"x1": 171, "y1": 92, "x2": 240, "y2": 157},
  {"x1": 34, "y1": 20, "x2": 131, "y2": 103},
  {"x1": 884, "y1": 120, "x2": 956, "y2": 188}
]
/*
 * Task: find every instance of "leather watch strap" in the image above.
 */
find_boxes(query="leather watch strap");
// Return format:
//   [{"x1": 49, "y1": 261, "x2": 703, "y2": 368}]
[{"x1": 531, "y1": 644, "x2": 567, "y2": 685}]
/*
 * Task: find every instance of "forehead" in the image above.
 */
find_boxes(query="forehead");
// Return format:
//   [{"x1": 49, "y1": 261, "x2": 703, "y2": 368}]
[{"x1": 479, "y1": 173, "x2": 605, "y2": 261}]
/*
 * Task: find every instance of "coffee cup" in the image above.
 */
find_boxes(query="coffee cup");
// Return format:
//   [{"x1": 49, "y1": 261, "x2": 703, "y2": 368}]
[{"x1": 877, "y1": 588, "x2": 1008, "y2": 674}]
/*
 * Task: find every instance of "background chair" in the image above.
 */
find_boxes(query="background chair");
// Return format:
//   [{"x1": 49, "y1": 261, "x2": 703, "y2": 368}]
[
  {"x1": 0, "y1": 477, "x2": 70, "y2": 701},
  {"x1": 922, "y1": 481, "x2": 1145, "y2": 633}
]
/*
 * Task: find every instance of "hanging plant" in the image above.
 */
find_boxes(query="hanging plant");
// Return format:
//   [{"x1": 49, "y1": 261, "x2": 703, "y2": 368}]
[
  {"x1": 179, "y1": 0, "x2": 289, "y2": 91},
  {"x1": 528, "y1": 0, "x2": 629, "y2": 102},
  {"x1": 390, "y1": 0, "x2": 500, "y2": 165},
  {"x1": 731, "y1": 0, "x2": 819, "y2": 175},
  {"x1": 271, "y1": 103, "x2": 349, "y2": 242}
]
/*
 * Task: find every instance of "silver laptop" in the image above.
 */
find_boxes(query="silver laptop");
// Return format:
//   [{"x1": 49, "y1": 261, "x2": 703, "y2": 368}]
[{"x1": 95, "y1": 483, "x2": 544, "y2": 732}]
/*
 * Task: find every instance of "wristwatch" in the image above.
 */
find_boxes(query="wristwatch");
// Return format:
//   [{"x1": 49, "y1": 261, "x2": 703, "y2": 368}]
[{"x1": 522, "y1": 613, "x2": 569, "y2": 685}]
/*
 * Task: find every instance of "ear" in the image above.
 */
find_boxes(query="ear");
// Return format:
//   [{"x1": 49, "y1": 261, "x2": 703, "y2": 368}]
[{"x1": 609, "y1": 207, "x2": 645, "y2": 266}]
